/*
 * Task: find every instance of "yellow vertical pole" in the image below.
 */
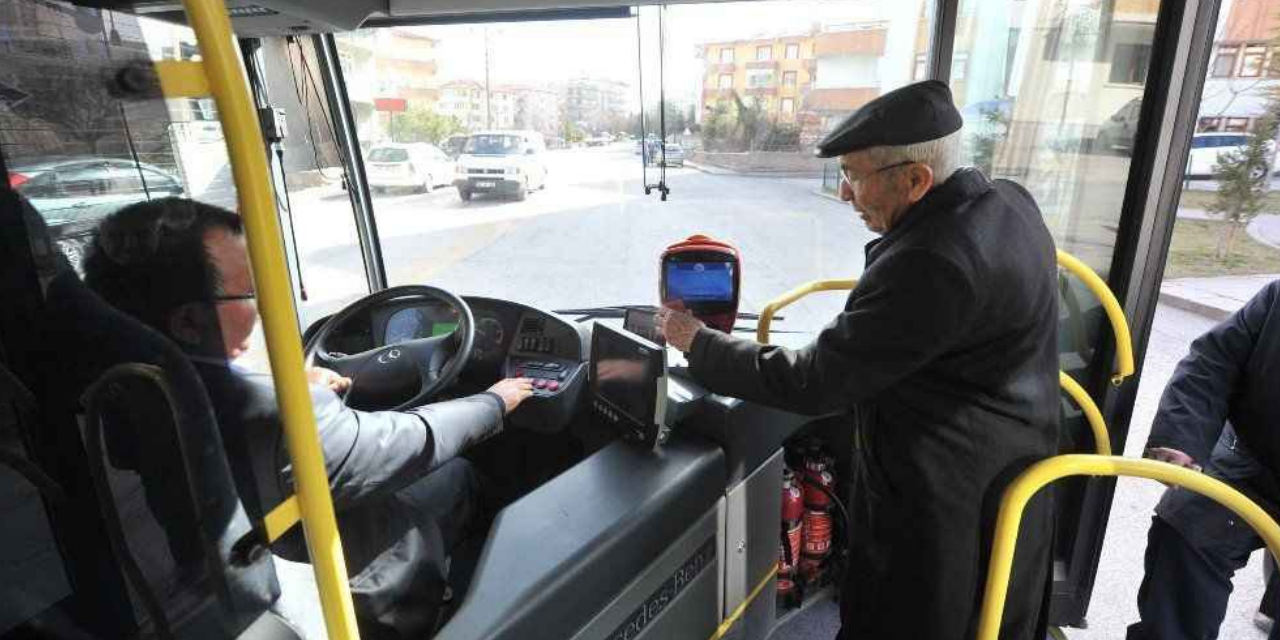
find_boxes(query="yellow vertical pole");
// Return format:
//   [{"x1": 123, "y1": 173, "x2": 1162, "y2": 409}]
[{"x1": 178, "y1": 1, "x2": 359, "y2": 638}]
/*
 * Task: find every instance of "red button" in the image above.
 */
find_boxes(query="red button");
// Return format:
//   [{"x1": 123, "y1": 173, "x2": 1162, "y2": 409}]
[
  {"x1": 515, "y1": 369, "x2": 525, "y2": 377},
  {"x1": 547, "y1": 381, "x2": 560, "y2": 391},
  {"x1": 534, "y1": 379, "x2": 548, "y2": 389}
]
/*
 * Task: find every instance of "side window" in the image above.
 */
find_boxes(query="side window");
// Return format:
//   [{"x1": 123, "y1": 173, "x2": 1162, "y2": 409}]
[
  {"x1": 58, "y1": 165, "x2": 109, "y2": 199},
  {"x1": 19, "y1": 173, "x2": 61, "y2": 198}
]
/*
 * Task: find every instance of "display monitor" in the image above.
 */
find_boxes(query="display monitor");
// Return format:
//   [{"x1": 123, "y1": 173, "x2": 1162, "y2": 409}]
[
  {"x1": 663, "y1": 261, "x2": 735, "y2": 303},
  {"x1": 589, "y1": 323, "x2": 668, "y2": 448}
]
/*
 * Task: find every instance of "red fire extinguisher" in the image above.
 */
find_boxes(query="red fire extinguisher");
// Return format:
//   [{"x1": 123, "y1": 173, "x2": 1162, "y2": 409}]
[
  {"x1": 799, "y1": 443, "x2": 837, "y2": 586},
  {"x1": 778, "y1": 468, "x2": 804, "y2": 608}
]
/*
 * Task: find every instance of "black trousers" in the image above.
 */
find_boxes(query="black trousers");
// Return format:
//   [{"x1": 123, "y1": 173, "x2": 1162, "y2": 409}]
[
  {"x1": 1127, "y1": 512, "x2": 1280, "y2": 640},
  {"x1": 279, "y1": 458, "x2": 483, "y2": 640}
]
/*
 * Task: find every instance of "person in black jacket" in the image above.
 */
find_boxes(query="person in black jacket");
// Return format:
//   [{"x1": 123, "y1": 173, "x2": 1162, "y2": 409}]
[
  {"x1": 83, "y1": 198, "x2": 533, "y2": 639},
  {"x1": 1127, "y1": 280, "x2": 1280, "y2": 640},
  {"x1": 658, "y1": 80, "x2": 1059, "y2": 640}
]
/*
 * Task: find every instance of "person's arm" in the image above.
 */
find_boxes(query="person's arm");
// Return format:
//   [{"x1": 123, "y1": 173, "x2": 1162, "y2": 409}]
[
  {"x1": 1147, "y1": 282, "x2": 1278, "y2": 466},
  {"x1": 687, "y1": 250, "x2": 977, "y2": 415},
  {"x1": 303, "y1": 378, "x2": 530, "y2": 509}
]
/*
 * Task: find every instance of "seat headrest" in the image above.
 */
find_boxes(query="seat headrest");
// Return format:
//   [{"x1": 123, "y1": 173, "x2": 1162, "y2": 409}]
[{"x1": 0, "y1": 189, "x2": 73, "y2": 298}]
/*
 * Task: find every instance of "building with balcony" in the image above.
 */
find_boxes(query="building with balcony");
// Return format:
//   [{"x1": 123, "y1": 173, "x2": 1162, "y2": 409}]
[
  {"x1": 698, "y1": 32, "x2": 815, "y2": 124},
  {"x1": 563, "y1": 77, "x2": 630, "y2": 133},
  {"x1": 1197, "y1": 0, "x2": 1280, "y2": 132}
]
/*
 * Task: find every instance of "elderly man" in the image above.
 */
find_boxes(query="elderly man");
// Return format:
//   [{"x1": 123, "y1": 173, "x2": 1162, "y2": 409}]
[
  {"x1": 658, "y1": 80, "x2": 1059, "y2": 639},
  {"x1": 84, "y1": 198, "x2": 532, "y2": 639}
]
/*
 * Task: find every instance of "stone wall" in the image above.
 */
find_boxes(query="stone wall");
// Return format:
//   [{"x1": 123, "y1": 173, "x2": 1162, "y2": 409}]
[{"x1": 688, "y1": 150, "x2": 828, "y2": 174}]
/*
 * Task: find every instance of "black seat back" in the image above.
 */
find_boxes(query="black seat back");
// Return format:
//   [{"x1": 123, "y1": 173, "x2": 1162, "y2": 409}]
[{"x1": 0, "y1": 189, "x2": 281, "y2": 638}]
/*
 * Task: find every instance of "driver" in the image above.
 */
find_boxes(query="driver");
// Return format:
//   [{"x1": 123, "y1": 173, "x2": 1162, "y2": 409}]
[{"x1": 83, "y1": 197, "x2": 533, "y2": 639}]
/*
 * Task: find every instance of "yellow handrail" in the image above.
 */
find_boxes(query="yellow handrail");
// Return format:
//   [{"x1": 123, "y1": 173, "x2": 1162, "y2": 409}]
[
  {"x1": 178, "y1": 1, "x2": 360, "y2": 638},
  {"x1": 1057, "y1": 249, "x2": 1135, "y2": 385},
  {"x1": 755, "y1": 279, "x2": 858, "y2": 344},
  {"x1": 1059, "y1": 371, "x2": 1111, "y2": 456},
  {"x1": 976, "y1": 455, "x2": 1280, "y2": 640}
]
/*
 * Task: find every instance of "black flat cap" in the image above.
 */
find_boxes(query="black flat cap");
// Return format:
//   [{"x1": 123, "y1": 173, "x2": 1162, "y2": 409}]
[{"x1": 814, "y1": 80, "x2": 963, "y2": 158}]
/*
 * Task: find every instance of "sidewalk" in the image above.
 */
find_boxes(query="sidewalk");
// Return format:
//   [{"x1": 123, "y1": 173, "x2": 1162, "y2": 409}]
[{"x1": 1159, "y1": 274, "x2": 1278, "y2": 320}]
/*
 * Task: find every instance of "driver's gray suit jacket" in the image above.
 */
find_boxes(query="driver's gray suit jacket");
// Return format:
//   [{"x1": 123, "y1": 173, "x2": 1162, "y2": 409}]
[
  {"x1": 194, "y1": 360, "x2": 504, "y2": 638},
  {"x1": 192, "y1": 360, "x2": 504, "y2": 517}
]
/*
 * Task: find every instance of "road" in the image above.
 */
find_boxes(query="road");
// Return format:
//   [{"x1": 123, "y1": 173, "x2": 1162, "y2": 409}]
[{"x1": 284, "y1": 144, "x2": 873, "y2": 333}]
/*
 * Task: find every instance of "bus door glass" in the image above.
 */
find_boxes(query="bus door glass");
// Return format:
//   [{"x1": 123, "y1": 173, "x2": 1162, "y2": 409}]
[{"x1": 945, "y1": 0, "x2": 1166, "y2": 624}]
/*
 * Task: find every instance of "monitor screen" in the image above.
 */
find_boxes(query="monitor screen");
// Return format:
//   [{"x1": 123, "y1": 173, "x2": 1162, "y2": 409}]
[
  {"x1": 665, "y1": 261, "x2": 734, "y2": 303},
  {"x1": 623, "y1": 307, "x2": 665, "y2": 346},
  {"x1": 590, "y1": 324, "x2": 663, "y2": 433}
]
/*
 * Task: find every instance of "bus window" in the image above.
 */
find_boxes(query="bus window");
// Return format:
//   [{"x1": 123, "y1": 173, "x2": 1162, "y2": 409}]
[
  {"x1": 325, "y1": 1, "x2": 935, "y2": 337},
  {"x1": 1, "y1": 6, "x2": 236, "y2": 276}
]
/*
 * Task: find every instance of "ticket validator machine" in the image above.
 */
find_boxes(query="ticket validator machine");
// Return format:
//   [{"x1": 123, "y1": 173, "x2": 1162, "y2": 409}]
[{"x1": 659, "y1": 235, "x2": 741, "y2": 334}]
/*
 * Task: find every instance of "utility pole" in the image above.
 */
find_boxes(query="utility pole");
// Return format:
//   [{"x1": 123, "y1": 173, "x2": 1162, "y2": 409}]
[{"x1": 484, "y1": 26, "x2": 492, "y2": 129}]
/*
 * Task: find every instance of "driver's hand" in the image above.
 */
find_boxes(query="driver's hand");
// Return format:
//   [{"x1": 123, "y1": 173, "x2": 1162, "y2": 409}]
[
  {"x1": 307, "y1": 366, "x2": 352, "y2": 394},
  {"x1": 488, "y1": 378, "x2": 534, "y2": 414}
]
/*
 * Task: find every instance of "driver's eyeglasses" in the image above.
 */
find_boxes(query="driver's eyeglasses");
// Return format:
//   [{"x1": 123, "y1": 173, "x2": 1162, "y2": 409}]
[
  {"x1": 214, "y1": 292, "x2": 256, "y2": 303},
  {"x1": 840, "y1": 160, "x2": 915, "y2": 189}
]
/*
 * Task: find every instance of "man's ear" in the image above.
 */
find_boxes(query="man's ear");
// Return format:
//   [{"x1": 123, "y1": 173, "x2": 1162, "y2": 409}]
[
  {"x1": 166, "y1": 302, "x2": 213, "y2": 348},
  {"x1": 906, "y1": 164, "x2": 935, "y2": 204}
]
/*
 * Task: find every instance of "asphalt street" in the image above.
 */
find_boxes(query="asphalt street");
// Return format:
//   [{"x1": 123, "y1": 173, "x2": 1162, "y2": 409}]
[{"x1": 285, "y1": 143, "x2": 871, "y2": 334}]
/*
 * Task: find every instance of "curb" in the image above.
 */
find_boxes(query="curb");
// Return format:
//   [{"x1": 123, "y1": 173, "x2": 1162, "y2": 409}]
[{"x1": 1157, "y1": 290, "x2": 1232, "y2": 321}]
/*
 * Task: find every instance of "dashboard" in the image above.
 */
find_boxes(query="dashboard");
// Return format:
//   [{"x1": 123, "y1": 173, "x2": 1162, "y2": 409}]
[{"x1": 317, "y1": 295, "x2": 589, "y2": 430}]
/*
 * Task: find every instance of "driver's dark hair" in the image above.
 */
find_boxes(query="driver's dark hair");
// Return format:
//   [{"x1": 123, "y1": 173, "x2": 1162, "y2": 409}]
[{"x1": 84, "y1": 197, "x2": 243, "y2": 333}]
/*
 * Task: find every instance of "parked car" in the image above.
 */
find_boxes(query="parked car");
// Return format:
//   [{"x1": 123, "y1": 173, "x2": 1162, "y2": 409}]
[
  {"x1": 8, "y1": 156, "x2": 186, "y2": 272},
  {"x1": 454, "y1": 130, "x2": 549, "y2": 202},
  {"x1": 1094, "y1": 97, "x2": 1142, "y2": 155},
  {"x1": 1184, "y1": 132, "x2": 1272, "y2": 179},
  {"x1": 656, "y1": 143, "x2": 684, "y2": 168},
  {"x1": 366, "y1": 143, "x2": 455, "y2": 193},
  {"x1": 643, "y1": 141, "x2": 684, "y2": 167}
]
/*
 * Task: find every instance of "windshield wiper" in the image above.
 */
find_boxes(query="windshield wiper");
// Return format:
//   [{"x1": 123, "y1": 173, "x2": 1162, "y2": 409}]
[{"x1": 552, "y1": 304, "x2": 778, "y2": 323}]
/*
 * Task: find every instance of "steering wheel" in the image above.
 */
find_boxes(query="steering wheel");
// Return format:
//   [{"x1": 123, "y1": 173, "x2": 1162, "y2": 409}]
[{"x1": 304, "y1": 285, "x2": 475, "y2": 411}]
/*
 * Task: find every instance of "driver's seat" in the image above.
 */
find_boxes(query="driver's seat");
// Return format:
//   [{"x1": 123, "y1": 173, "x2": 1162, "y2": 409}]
[{"x1": 0, "y1": 188, "x2": 321, "y2": 639}]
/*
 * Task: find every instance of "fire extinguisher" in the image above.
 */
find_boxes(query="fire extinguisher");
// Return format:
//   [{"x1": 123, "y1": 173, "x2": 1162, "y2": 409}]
[
  {"x1": 778, "y1": 468, "x2": 804, "y2": 609},
  {"x1": 799, "y1": 443, "x2": 837, "y2": 586}
]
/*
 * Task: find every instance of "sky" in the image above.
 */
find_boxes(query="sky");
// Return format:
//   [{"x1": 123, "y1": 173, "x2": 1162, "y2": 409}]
[{"x1": 416, "y1": 0, "x2": 901, "y2": 107}]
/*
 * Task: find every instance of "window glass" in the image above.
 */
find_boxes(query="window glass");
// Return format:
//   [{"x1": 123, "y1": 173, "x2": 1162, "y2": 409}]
[
  {"x1": 328, "y1": 0, "x2": 934, "y2": 335},
  {"x1": 1109, "y1": 43, "x2": 1151, "y2": 84},
  {"x1": 369, "y1": 147, "x2": 410, "y2": 162},
  {"x1": 2, "y1": 4, "x2": 234, "y2": 276},
  {"x1": 1213, "y1": 44, "x2": 1239, "y2": 77},
  {"x1": 1240, "y1": 44, "x2": 1267, "y2": 77}
]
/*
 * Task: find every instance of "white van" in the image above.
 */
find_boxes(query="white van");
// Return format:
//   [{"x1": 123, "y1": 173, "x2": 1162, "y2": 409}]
[{"x1": 453, "y1": 130, "x2": 549, "y2": 201}]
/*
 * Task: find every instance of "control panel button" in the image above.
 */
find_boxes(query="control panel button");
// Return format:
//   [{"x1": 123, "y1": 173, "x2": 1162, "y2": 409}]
[
  {"x1": 533, "y1": 379, "x2": 548, "y2": 389},
  {"x1": 547, "y1": 380, "x2": 560, "y2": 392}
]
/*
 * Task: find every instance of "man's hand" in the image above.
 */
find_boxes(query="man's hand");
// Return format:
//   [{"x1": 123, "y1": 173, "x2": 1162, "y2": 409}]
[
  {"x1": 657, "y1": 305, "x2": 705, "y2": 353},
  {"x1": 307, "y1": 366, "x2": 352, "y2": 394},
  {"x1": 1144, "y1": 447, "x2": 1203, "y2": 473},
  {"x1": 488, "y1": 378, "x2": 534, "y2": 414}
]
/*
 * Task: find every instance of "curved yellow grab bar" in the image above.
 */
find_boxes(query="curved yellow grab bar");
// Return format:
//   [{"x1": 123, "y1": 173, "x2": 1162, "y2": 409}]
[
  {"x1": 181, "y1": 1, "x2": 360, "y2": 638},
  {"x1": 1059, "y1": 371, "x2": 1111, "y2": 456},
  {"x1": 977, "y1": 455, "x2": 1280, "y2": 640},
  {"x1": 756, "y1": 279, "x2": 858, "y2": 344},
  {"x1": 1057, "y1": 250, "x2": 1135, "y2": 385}
]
